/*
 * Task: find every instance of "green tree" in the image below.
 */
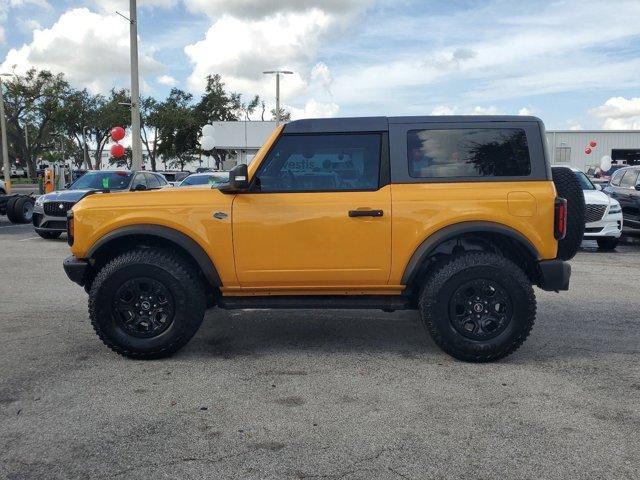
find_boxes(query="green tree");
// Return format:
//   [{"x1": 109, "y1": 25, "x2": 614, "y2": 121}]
[
  {"x1": 156, "y1": 88, "x2": 198, "y2": 171},
  {"x1": 193, "y1": 74, "x2": 242, "y2": 169},
  {"x1": 89, "y1": 89, "x2": 130, "y2": 170},
  {"x1": 2, "y1": 68, "x2": 69, "y2": 177},
  {"x1": 57, "y1": 87, "x2": 101, "y2": 169},
  {"x1": 140, "y1": 96, "x2": 160, "y2": 171},
  {"x1": 271, "y1": 107, "x2": 291, "y2": 122}
]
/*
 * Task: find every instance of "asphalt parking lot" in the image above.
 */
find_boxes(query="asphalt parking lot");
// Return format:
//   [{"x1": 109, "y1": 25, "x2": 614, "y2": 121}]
[{"x1": 1, "y1": 217, "x2": 639, "y2": 480}]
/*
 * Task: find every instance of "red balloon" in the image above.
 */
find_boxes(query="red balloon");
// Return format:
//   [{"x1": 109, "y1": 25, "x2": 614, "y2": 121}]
[
  {"x1": 589, "y1": 140, "x2": 597, "y2": 148},
  {"x1": 585, "y1": 147, "x2": 592, "y2": 155},
  {"x1": 110, "y1": 143, "x2": 125, "y2": 158},
  {"x1": 111, "y1": 126, "x2": 126, "y2": 142}
]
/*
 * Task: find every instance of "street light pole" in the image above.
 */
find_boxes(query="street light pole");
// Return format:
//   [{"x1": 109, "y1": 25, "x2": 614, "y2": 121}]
[
  {"x1": 126, "y1": 0, "x2": 143, "y2": 171},
  {"x1": 0, "y1": 74, "x2": 11, "y2": 194},
  {"x1": 263, "y1": 70, "x2": 293, "y2": 125}
]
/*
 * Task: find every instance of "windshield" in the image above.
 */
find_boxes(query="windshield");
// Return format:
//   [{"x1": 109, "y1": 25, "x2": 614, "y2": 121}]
[
  {"x1": 179, "y1": 174, "x2": 228, "y2": 187},
  {"x1": 70, "y1": 171, "x2": 133, "y2": 190},
  {"x1": 575, "y1": 171, "x2": 595, "y2": 191}
]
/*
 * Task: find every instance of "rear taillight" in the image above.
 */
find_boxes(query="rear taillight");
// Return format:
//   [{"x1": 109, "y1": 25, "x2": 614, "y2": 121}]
[
  {"x1": 554, "y1": 197, "x2": 567, "y2": 240},
  {"x1": 67, "y1": 210, "x2": 74, "y2": 246}
]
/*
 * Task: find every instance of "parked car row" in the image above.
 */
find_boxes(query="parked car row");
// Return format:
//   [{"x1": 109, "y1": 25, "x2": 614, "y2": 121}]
[{"x1": 29, "y1": 169, "x2": 231, "y2": 239}]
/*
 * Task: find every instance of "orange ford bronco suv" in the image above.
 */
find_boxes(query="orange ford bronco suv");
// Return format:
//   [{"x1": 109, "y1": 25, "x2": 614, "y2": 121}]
[{"x1": 63, "y1": 116, "x2": 585, "y2": 362}]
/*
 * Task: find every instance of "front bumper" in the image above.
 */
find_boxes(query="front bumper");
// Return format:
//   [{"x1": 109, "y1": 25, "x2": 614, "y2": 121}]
[
  {"x1": 537, "y1": 259, "x2": 571, "y2": 292},
  {"x1": 583, "y1": 211, "x2": 623, "y2": 239},
  {"x1": 33, "y1": 204, "x2": 69, "y2": 232},
  {"x1": 63, "y1": 255, "x2": 89, "y2": 286}
]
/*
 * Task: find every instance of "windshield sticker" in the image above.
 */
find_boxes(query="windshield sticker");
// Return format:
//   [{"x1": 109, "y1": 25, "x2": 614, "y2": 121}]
[{"x1": 102, "y1": 177, "x2": 109, "y2": 189}]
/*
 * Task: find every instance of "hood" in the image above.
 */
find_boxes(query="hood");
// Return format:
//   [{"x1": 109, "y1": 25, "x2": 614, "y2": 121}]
[
  {"x1": 583, "y1": 189, "x2": 614, "y2": 206},
  {"x1": 38, "y1": 189, "x2": 96, "y2": 203}
]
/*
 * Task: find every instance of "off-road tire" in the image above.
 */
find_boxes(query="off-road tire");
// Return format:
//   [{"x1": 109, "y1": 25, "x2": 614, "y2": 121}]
[
  {"x1": 89, "y1": 248, "x2": 206, "y2": 359},
  {"x1": 9, "y1": 196, "x2": 34, "y2": 223},
  {"x1": 552, "y1": 166, "x2": 585, "y2": 260},
  {"x1": 36, "y1": 230, "x2": 62, "y2": 240},
  {"x1": 5, "y1": 196, "x2": 19, "y2": 222},
  {"x1": 419, "y1": 252, "x2": 536, "y2": 362},
  {"x1": 597, "y1": 237, "x2": 619, "y2": 251}
]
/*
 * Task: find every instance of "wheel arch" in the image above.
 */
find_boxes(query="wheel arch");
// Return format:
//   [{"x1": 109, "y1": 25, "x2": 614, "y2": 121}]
[
  {"x1": 402, "y1": 221, "x2": 541, "y2": 288},
  {"x1": 87, "y1": 224, "x2": 222, "y2": 289}
]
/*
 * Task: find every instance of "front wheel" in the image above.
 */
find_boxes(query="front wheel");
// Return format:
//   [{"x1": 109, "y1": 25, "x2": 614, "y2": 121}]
[
  {"x1": 419, "y1": 252, "x2": 536, "y2": 362},
  {"x1": 89, "y1": 248, "x2": 206, "y2": 359}
]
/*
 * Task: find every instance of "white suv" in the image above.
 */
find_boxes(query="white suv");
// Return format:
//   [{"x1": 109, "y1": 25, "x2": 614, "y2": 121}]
[{"x1": 565, "y1": 166, "x2": 623, "y2": 250}]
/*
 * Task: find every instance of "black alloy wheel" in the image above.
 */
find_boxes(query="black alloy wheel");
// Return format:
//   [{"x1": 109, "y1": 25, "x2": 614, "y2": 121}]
[
  {"x1": 449, "y1": 279, "x2": 512, "y2": 340},
  {"x1": 112, "y1": 277, "x2": 175, "y2": 338}
]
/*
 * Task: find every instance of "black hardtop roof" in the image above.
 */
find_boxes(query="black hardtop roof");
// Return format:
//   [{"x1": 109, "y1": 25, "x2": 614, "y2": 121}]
[{"x1": 283, "y1": 115, "x2": 544, "y2": 134}]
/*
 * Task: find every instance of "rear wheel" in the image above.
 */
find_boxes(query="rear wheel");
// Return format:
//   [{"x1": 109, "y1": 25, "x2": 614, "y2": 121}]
[
  {"x1": 36, "y1": 230, "x2": 62, "y2": 240},
  {"x1": 597, "y1": 237, "x2": 618, "y2": 251},
  {"x1": 89, "y1": 248, "x2": 206, "y2": 359},
  {"x1": 419, "y1": 252, "x2": 536, "y2": 362},
  {"x1": 552, "y1": 166, "x2": 585, "y2": 260},
  {"x1": 8, "y1": 196, "x2": 34, "y2": 223}
]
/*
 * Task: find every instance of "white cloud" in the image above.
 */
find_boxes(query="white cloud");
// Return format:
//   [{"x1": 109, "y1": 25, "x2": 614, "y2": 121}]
[
  {"x1": 310, "y1": 62, "x2": 332, "y2": 94},
  {"x1": 589, "y1": 97, "x2": 640, "y2": 130},
  {"x1": 287, "y1": 99, "x2": 339, "y2": 119},
  {"x1": 157, "y1": 74, "x2": 178, "y2": 87},
  {"x1": 182, "y1": 0, "x2": 369, "y2": 19},
  {"x1": 184, "y1": 11, "x2": 331, "y2": 96},
  {"x1": 518, "y1": 107, "x2": 534, "y2": 116},
  {"x1": 90, "y1": 0, "x2": 178, "y2": 13},
  {"x1": 1, "y1": 8, "x2": 163, "y2": 92},
  {"x1": 430, "y1": 105, "x2": 503, "y2": 116}
]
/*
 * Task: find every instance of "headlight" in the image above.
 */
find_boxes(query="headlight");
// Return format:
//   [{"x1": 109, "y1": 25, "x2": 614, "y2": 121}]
[
  {"x1": 35, "y1": 196, "x2": 43, "y2": 207},
  {"x1": 609, "y1": 202, "x2": 621, "y2": 214}
]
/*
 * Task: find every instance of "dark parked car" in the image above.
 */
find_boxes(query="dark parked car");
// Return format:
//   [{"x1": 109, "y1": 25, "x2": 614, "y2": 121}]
[
  {"x1": 603, "y1": 166, "x2": 640, "y2": 234},
  {"x1": 33, "y1": 170, "x2": 170, "y2": 239}
]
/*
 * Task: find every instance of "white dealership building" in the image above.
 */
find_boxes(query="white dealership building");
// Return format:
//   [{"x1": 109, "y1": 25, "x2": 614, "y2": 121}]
[{"x1": 546, "y1": 129, "x2": 640, "y2": 171}]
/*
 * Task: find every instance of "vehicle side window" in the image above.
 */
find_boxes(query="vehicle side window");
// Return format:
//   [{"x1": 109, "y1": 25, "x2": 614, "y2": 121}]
[
  {"x1": 146, "y1": 173, "x2": 161, "y2": 189},
  {"x1": 131, "y1": 174, "x2": 146, "y2": 190},
  {"x1": 620, "y1": 170, "x2": 639, "y2": 188},
  {"x1": 254, "y1": 133, "x2": 381, "y2": 192},
  {"x1": 407, "y1": 128, "x2": 531, "y2": 178},
  {"x1": 610, "y1": 170, "x2": 623, "y2": 186}
]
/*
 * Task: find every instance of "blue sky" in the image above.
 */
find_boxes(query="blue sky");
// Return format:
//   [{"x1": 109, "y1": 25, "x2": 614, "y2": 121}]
[{"x1": 0, "y1": 0, "x2": 639, "y2": 129}]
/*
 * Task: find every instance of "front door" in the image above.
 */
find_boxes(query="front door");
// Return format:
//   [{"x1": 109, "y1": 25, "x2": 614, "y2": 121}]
[{"x1": 232, "y1": 132, "x2": 391, "y2": 288}]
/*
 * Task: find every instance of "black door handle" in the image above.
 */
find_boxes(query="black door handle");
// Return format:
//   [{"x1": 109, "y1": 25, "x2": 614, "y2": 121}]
[{"x1": 349, "y1": 209, "x2": 383, "y2": 217}]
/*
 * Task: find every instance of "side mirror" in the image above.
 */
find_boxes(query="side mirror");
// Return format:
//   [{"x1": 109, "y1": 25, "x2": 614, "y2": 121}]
[
  {"x1": 133, "y1": 184, "x2": 147, "y2": 191},
  {"x1": 219, "y1": 164, "x2": 249, "y2": 193},
  {"x1": 635, "y1": 185, "x2": 640, "y2": 191}
]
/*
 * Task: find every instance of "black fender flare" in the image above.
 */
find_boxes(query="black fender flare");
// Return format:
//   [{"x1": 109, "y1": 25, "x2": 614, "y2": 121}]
[
  {"x1": 88, "y1": 224, "x2": 222, "y2": 287},
  {"x1": 401, "y1": 221, "x2": 541, "y2": 285}
]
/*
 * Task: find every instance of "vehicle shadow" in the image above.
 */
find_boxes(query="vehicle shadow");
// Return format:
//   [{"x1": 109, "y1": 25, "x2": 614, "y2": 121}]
[
  {"x1": 188, "y1": 308, "x2": 437, "y2": 360},
  {"x1": 184, "y1": 302, "x2": 640, "y2": 363}
]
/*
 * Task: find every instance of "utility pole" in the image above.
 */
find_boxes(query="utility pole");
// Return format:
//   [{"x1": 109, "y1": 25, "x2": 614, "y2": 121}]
[
  {"x1": 263, "y1": 70, "x2": 293, "y2": 125},
  {"x1": 118, "y1": 1, "x2": 143, "y2": 170},
  {"x1": 129, "y1": 0, "x2": 142, "y2": 170},
  {"x1": 0, "y1": 74, "x2": 11, "y2": 194}
]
